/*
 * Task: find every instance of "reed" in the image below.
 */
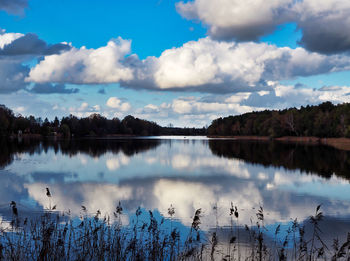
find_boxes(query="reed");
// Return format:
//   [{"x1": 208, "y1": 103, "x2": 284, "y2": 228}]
[{"x1": 0, "y1": 194, "x2": 349, "y2": 260}]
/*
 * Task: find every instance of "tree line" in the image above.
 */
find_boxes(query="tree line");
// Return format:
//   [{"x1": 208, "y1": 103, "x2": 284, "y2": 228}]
[
  {"x1": 0, "y1": 104, "x2": 206, "y2": 137},
  {"x1": 208, "y1": 101, "x2": 350, "y2": 138},
  {"x1": 4, "y1": 101, "x2": 349, "y2": 138}
]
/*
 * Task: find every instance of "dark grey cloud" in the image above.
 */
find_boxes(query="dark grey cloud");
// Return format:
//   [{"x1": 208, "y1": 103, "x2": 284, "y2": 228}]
[
  {"x1": 298, "y1": 17, "x2": 350, "y2": 54},
  {"x1": 209, "y1": 24, "x2": 278, "y2": 42},
  {"x1": 176, "y1": 0, "x2": 350, "y2": 54},
  {"x1": 0, "y1": 33, "x2": 71, "y2": 56},
  {"x1": 176, "y1": 0, "x2": 293, "y2": 42},
  {"x1": 0, "y1": 0, "x2": 27, "y2": 15},
  {"x1": 29, "y1": 83, "x2": 79, "y2": 94},
  {"x1": 0, "y1": 59, "x2": 29, "y2": 93},
  {"x1": 294, "y1": 83, "x2": 306, "y2": 89}
]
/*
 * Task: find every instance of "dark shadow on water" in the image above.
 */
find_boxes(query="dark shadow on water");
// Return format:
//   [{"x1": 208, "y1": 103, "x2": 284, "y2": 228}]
[
  {"x1": 209, "y1": 139, "x2": 350, "y2": 181},
  {"x1": 0, "y1": 138, "x2": 161, "y2": 168}
]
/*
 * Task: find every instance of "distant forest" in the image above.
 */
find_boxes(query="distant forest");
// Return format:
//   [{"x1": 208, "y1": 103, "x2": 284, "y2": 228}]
[
  {"x1": 0, "y1": 105, "x2": 206, "y2": 137},
  {"x1": 208, "y1": 102, "x2": 350, "y2": 138}
]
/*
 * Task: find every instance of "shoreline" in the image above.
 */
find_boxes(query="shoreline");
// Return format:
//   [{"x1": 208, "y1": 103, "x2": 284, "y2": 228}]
[{"x1": 6, "y1": 134, "x2": 350, "y2": 151}]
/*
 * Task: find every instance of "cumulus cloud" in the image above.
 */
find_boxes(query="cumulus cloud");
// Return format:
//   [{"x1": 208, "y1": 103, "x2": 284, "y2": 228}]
[
  {"x1": 29, "y1": 83, "x2": 79, "y2": 94},
  {"x1": 28, "y1": 37, "x2": 350, "y2": 93},
  {"x1": 28, "y1": 37, "x2": 134, "y2": 84},
  {"x1": 0, "y1": 0, "x2": 27, "y2": 15},
  {"x1": 176, "y1": 0, "x2": 350, "y2": 54},
  {"x1": 106, "y1": 97, "x2": 131, "y2": 112},
  {"x1": 150, "y1": 38, "x2": 350, "y2": 92}
]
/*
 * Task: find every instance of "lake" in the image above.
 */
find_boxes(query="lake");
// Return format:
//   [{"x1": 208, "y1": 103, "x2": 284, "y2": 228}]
[{"x1": 1, "y1": 136, "x2": 350, "y2": 259}]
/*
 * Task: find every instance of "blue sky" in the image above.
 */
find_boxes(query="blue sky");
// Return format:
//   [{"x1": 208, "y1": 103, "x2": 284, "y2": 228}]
[
  {"x1": 1, "y1": 0, "x2": 350, "y2": 127},
  {"x1": 0, "y1": 0, "x2": 205, "y2": 57}
]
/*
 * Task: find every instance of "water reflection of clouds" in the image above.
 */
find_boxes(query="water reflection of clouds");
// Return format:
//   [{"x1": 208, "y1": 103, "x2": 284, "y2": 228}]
[
  {"x1": 21, "y1": 174, "x2": 350, "y2": 231},
  {"x1": 105, "y1": 153, "x2": 130, "y2": 171},
  {"x1": 0, "y1": 170, "x2": 29, "y2": 205},
  {"x1": 26, "y1": 182, "x2": 132, "y2": 214},
  {"x1": 266, "y1": 170, "x2": 350, "y2": 201},
  {"x1": 1, "y1": 139, "x2": 350, "y2": 234}
]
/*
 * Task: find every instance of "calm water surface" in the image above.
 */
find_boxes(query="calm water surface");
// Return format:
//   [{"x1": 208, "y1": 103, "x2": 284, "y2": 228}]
[{"x1": 1, "y1": 136, "x2": 350, "y2": 243}]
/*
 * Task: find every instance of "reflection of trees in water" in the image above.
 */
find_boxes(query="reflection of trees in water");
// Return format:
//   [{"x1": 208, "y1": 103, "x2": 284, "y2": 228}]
[
  {"x1": 0, "y1": 138, "x2": 42, "y2": 169},
  {"x1": 0, "y1": 138, "x2": 161, "y2": 168},
  {"x1": 209, "y1": 140, "x2": 350, "y2": 180},
  {"x1": 56, "y1": 138, "x2": 161, "y2": 157}
]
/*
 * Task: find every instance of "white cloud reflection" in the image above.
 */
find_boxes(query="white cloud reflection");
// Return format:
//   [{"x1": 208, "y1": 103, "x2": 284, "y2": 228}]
[{"x1": 2, "y1": 139, "x2": 350, "y2": 232}]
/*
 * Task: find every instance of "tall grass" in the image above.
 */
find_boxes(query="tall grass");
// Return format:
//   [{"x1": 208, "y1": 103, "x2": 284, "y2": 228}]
[{"x1": 0, "y1": 194, "x2": 349, "y2": 260}]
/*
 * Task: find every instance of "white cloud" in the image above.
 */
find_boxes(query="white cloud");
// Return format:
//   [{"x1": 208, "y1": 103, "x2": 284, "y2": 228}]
[
  {"x1": 28, "y1": 37, "x2": 134, "y2": 84},
  {"x1": 136, "y1": 38, "x2": 350, "y2": 91},
  {"x1": 0, "y1": 31, "x2": 23, "y2": 49},
  {"x1": 171, "y1": 96, "x2": 252, "y2": 115},
  {"x1": 106, "y1": 97, "x2": 131, "y2": 112},
  {"x1": 144, "y1": 104, "x2": 159, "y2": 111}
]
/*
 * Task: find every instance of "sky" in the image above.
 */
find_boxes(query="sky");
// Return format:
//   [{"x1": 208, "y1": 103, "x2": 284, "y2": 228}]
[{"x1": 1, "y1": 0, "x2": 350, "y2": 127}]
